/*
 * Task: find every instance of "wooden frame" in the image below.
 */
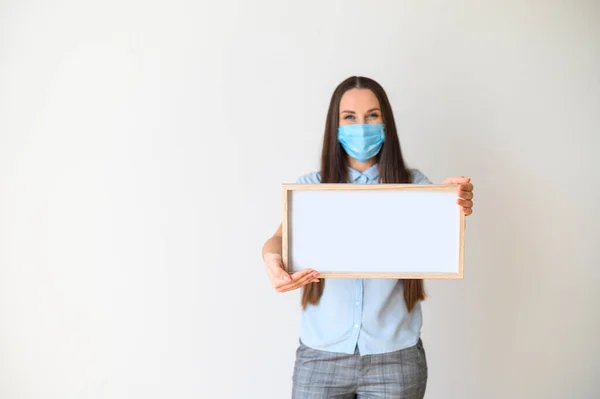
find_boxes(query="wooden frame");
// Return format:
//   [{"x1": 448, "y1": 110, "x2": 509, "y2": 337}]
[{"x1": 282, "y1": 184, "x2": 465, "y2": 279}]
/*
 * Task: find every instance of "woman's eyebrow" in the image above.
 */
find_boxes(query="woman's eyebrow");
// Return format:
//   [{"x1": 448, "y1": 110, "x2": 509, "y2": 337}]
[{"x1": 340, "y1": 108, "x2": 380, "y2": 114}]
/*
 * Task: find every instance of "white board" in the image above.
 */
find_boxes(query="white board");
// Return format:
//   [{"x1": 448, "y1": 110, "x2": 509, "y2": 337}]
[{"x1": 282, "y1": 184, "x2": 465, "y2": 279}]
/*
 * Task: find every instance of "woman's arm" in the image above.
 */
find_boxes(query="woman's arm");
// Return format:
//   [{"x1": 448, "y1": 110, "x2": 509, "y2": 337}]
[
  {"x1": 262, "y1": 224, "x2": 320, "y2": 292},
  {"x1": 262, "y1": 224, "x2": 283, "y2": 261},
  {"x1": 443, "y1": 176, "x2": 474, "y2": 215}
]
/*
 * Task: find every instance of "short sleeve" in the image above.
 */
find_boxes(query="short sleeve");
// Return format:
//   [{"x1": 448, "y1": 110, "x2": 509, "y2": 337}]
[
  {"x1": 410, "y1": 168, "x2": 432, "y2": 184},
  {"x1": 296, "y1": 171, "x2": 322, "y2": 184}
]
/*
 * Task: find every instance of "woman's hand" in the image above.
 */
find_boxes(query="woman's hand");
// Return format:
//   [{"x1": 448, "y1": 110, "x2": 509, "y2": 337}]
[
  {"x1": 443, "y1": 176, "x2": 474, "y2": 216},
  {"x1": 264, "y1": 252, "x2": 320, "y2": 293}
]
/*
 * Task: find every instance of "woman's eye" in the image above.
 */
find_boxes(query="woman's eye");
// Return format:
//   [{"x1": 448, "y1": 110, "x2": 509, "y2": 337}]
[
  {"x1": 369, "y1": 113, "x2": 380, "y2": 119},
  {"x1": 343, "y1": 114, "x2": 355, "y2": 120}
]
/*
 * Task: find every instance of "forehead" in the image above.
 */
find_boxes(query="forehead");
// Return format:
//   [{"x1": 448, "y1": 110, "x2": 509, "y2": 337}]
[{"x1": 339, "y1": 88, "x2": 380, "y2": 111}]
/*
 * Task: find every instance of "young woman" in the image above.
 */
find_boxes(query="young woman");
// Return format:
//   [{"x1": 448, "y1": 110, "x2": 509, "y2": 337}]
[{"x1": 261, "y1": 76, "x2": 474, "y2": 398}]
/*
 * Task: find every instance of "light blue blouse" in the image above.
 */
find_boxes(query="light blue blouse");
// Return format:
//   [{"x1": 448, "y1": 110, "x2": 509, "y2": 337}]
[{"x1": 296, "y1": 163, "x2": 432, "y2": 355}]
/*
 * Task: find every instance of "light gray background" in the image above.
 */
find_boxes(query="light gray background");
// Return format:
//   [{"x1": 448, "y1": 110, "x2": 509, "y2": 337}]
[{"x1": 1, "y1": 1, "x2": 599, "y2": 398}]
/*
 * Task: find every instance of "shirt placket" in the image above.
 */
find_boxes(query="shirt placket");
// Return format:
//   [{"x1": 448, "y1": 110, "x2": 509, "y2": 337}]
[
  {"x1": 352, "y1": 173, "x2": 367, "y2": 352},
  {"x1": 352, "y1": 279, "x2": 363, "y2": 351}
]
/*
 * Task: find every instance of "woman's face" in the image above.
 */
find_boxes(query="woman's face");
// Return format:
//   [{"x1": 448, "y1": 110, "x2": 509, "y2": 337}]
[{"x1": 338, "y1": 88, "x2": 383, "y2": 126}]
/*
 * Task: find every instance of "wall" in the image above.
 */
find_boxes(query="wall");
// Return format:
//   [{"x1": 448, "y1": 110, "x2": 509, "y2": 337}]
[{"x1": 1, "y1": 1, "x2": 599, "y2": 398}]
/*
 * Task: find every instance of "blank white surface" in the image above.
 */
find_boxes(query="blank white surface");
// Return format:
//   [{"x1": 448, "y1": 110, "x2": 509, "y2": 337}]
[{"x1": 289, "y1": 189, "x2": 460, "y2": 274}]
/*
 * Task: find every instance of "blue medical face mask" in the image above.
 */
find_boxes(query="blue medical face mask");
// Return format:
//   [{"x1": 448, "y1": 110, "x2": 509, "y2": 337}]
[{"x1": 337, "y1": 124, "x2": 385, "y2": 162}]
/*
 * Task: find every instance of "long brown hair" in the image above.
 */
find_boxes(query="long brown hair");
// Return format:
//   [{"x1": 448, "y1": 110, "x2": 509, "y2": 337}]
[{"x1": 301, "y1": 76, "x2": 426, "y2": 312}]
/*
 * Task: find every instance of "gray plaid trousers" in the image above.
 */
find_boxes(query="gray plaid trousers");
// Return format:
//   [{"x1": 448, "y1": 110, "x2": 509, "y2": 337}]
[{"x1": 292, "y1": 339, "x2": 427, "y2": 398}]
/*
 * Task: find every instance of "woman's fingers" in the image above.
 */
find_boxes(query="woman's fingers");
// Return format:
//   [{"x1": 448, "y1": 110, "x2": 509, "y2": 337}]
[
  {"x1": 278, "y1": 270, "x2": 318, "y2": 292},
  {"x1": 459, "y1": 183, "x2": 473, "y2": 192},
  {"x1": 458, "y1": 190, "x2": 473, "y2": 200},
  {"x1": 456, "y1": 182, "x2": 474, "y2": 216},
  {"x1": 276, "y1": 269, "x2": 320, "y2": 292},
  {"x1": 457, "y1": 199, "x2": 473, "y2": 208},
  {"x1": 458, "y1": 198, "x2": 473, "y2": 216},
  {"x1": 272, "y1": 268, "x2": 313, "y2": 290},
  {"x1": 443, "y1": 176, "x2": 471, "y2": 185},
  {"x1": 277, "y1": 277, "x2": 319, "y2": 293},
  {"x1": 264, "y1": 255, "x2": 320, "y2": 293}
]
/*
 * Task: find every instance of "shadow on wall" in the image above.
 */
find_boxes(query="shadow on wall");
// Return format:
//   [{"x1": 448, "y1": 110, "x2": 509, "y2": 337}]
[
  {"x1": 421, "y1": 132, "x2": 553, "y2": 397},
  {"x1": 426, "y1": 130, "x2": 589, "y2": 397}
]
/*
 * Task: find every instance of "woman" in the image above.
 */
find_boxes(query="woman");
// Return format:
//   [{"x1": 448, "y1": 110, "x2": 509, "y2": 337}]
[{"x1": 261, "y1": 76, "x2": 474, "y2": 398}]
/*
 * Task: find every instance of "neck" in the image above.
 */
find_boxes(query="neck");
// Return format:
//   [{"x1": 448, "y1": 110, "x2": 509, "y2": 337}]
[{"x1": 348, "y1": 157, "x2": 377, "y2": 173}]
